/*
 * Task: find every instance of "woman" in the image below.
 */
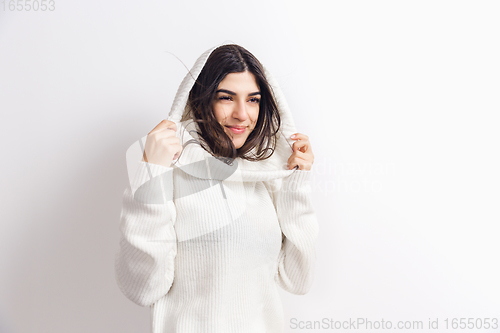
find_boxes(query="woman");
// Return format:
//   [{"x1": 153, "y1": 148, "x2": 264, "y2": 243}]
[{"x1": 115, "y1": 42, "x2": 319, "y2": 333}]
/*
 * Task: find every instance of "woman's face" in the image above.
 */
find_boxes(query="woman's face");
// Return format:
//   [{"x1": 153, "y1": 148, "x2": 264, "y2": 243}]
[{"x1": 212, "y1": 71, "x2": 260, "y2": 149}]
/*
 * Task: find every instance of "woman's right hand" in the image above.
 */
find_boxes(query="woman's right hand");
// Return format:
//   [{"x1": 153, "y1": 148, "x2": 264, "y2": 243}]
[{"x1": 142, "y1": 120, "x2": 182, "y2": 168}]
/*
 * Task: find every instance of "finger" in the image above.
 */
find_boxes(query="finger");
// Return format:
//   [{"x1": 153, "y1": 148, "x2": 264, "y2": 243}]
[
  {"x1": 150, "y1": 120, "x2": 177, "y2": 135},
  {"x1": 290, "y1": 133, "x2": 309, "y2": 141},
  {"x1": 173, "y1": 144, "x2": 183, "y2": 160},
  {"x1": 288, "y1": 159, "x2": 306, "y2": 170},
  {"x1": 289, "y1": 149, "x2": 311, "y2": 160},
  {"x1": 289, "y1": 158, "x2": 313, "y2": 171},
  {"x1": 288, "y1": 150, "x2": 314, "y2": 168},
  {"x1": 152, "y1": 127, "x2": 178, "y2": 140},
  {"x1": 287, "y1": 154, "x2": 307, "y2": 170},
  {"x1": 292, "y1": 140, "x2": 309, "y2": 153},
  {"x1": 158, "y1": 135, "x2": 181, "y2": 146},
  {"x1": 288, "y1": 152, "x2": 307, "y2": 163},
  {"x1": 171, "y1": 143, "x2": 183, "y2": 160}
]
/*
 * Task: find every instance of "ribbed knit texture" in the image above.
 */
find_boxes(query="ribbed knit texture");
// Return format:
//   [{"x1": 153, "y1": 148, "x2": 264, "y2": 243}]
[{"x1": 114, "y1": 41, "x2": 319, "y2": 333}]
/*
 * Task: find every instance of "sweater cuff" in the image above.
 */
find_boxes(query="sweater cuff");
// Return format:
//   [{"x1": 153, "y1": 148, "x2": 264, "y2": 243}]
[
  {"x1": 289, "y1": 169, "x2": 312, "y2": 182},
  {"x1": 281, "y1": 169, "x2": 313, "y2": 194}
]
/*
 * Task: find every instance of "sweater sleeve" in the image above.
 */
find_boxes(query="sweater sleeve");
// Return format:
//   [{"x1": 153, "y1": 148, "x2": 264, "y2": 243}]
[
  {"x1": 114, "y1": 159, "x2": 177, "y2": 307},
  {"x1": 266, "y1": 169, "x2": 319, "y2": 295}
]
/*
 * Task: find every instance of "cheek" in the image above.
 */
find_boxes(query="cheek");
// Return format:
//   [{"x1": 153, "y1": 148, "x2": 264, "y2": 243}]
[
  {"x1": 251, "y1": 109, "x2": 259, "y2": 124},
  {"x1": 212, "y1": 105, "x2": 226, "y2": 123}
]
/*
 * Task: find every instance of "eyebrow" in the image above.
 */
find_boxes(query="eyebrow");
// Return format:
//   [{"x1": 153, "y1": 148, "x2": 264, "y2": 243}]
[{"x1": 216, "y1": 89, "x2": 261, "y2": 96}]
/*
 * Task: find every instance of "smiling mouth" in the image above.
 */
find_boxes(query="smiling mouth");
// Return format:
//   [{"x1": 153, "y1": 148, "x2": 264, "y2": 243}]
[{"x1": 225, "y1": 126, "x2": 247, "y2": 134}]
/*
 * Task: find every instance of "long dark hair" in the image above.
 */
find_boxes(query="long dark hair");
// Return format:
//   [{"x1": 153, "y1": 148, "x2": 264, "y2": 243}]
[{"x1": 183, "y1": 44, "x2": 281, "y2": 162}]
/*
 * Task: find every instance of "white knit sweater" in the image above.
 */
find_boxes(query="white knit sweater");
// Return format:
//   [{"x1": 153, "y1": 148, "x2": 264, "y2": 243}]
[{"x1": 115, "y1": 41, "x2": 319, "y2": 333}]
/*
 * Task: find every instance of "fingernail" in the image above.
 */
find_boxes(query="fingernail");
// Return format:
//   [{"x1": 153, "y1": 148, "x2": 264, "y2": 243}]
[{"x1": 291, "y1": 134, "x2": 296, "y2": 138}]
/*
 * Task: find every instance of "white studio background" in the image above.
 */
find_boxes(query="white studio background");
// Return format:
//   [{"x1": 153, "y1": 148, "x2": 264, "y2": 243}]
[{"x1": 0, "y1": 1, "x2": 499, "y2": 333}]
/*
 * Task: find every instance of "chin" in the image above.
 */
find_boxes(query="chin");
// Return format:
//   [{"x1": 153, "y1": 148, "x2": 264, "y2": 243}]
[
  {"x1": 233, "y1": 139, "x2": 246, "y2": 149},
  {"x1": 225, "y1": 134, "x2": 247, "y2": 149}
]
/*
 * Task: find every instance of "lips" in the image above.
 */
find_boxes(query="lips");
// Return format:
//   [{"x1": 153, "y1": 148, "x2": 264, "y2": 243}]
[{"x1": 226, "y1": 126, "x2": 247, "y2": 134}]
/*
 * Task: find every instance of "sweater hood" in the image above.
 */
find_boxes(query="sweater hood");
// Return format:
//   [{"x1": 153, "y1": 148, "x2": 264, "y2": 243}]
[{"x1": 167, "y1": 41, "x2": 300, "y2": 183}]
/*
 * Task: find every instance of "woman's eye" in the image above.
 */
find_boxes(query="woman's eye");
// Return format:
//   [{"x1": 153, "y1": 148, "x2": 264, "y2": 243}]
[{"x1": 218, "y1": 96, "x2": 259, "y2": 103}]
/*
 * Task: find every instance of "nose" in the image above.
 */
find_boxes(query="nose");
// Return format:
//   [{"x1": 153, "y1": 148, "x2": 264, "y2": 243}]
[{"x1": 232, "y1": 98, "x2": 249, "y2": 121}]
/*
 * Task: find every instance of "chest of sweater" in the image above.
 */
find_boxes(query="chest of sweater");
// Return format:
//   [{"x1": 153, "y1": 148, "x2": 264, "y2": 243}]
[{"x1": 172, "y1": 170, "x2": 282, "y2": 256}]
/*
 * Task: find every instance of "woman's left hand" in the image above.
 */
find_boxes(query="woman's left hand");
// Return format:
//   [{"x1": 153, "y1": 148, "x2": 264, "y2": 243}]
[{"x1": 288, "y1": 133, "x2": 314, "y2": 171}]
